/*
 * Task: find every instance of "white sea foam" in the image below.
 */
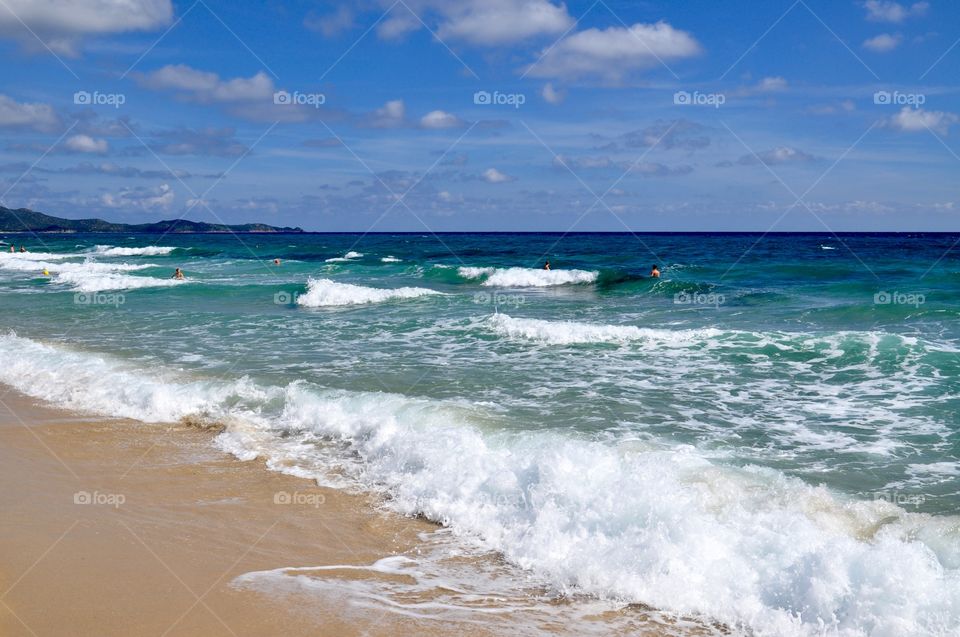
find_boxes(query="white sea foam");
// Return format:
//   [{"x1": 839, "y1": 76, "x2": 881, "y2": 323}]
[
  {"x1": 325, "y1": 251, "x2": 364, "y2": 263},
  {"x1": 487, "y1": 313, "x2": 724, "y2": 345},
  {"x1": 458, "y1": 266, "x2": 598, "y2": 287},
  {"x1": 381, "y1": 256, "x2": 402, "y2": 263},
  {"x1": 296, "y1": 278, "x2": 442, "y2": 307},
  {"x1": 0, "y1": 253, "x2": 179, "y2": 291},
  {"x1": 0, "y1": 332, "x2": 957, "y2": 637},
  {"x1": 91, "y1": 245, "x2": 177, "y2": 256}
]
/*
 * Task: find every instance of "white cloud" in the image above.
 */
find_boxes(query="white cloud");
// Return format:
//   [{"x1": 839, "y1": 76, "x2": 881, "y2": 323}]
[
  {"x1": 541, "y1": 82, "x2": 565, "y2": 104},
  {"x1": 101, "y1": 183, "x2": 174, "y2": 211},
  {"x1": 481, "y1": 167, "x2": 514, "y2": 183},
  {"x1": 863, "y1": 33, "x2": 902, "y2": 52},
  {"x1": 304, "y1": 6, "x2": 354, "y2": 37},
  {"x1": 364, "y1": 99, "x2": 407, "y2": 128},
  {"x1": 436, "y1": 0, "x2": 572, "y2": 45},
  {"x1": 0, "y1": 94, "x2": 59, "y2": 132},
  {"x1": 136, "y1": 65, "x2": 275, "y2": 102},
  {"x1": 419, "y1": 110, "x2": 464, "y2": 129},
  {"x1": 0, "y1": 0, "x2": 172, "y2": 55},
  {"x1": 863, "y1": 0, "x2": 928, "y2": 22},
  {"x1": 888, "y1": 107, "x2": 958, "y2": 135},
  {"x1": 721, "y1": 146, "x2": 818, "y2": 167},
  {"x1": 374, "y1": 0, "x2": 572, "y2": 45},
  {"x1": 757, "y1": 76, "x2": 788, "y2": 92},
  {"x1": 64, "y1": 134, "x2": 108, "y2": 153},
  {"x1": 526, "y1": 21, "x2": 701, "y2": 81}
]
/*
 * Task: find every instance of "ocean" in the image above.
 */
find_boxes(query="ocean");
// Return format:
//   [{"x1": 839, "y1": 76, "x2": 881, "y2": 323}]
[{"x1": 1, "y1": 232, "x2": 958, "y2": 636}]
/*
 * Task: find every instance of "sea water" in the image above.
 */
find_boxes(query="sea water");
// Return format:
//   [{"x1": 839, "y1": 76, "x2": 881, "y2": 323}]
[{"x1": 0, "y1": 232, "x2": 958, "y2": 636}]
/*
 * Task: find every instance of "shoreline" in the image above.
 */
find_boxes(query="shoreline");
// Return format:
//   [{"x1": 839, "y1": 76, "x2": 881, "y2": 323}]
[{"x1": 0, "y1": 386, "x2": 699, "y2": 636}]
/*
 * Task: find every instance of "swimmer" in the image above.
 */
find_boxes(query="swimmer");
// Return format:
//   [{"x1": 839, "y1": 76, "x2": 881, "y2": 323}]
[
  {"x1": 172, "y1": 268, "x2": 185, "y2": 280},
  {"x1": 650, "y1": 264, "x2": 660, "y2": 278},
  {"x1": 19, "y1": 245, "x2": 25, "y2": 253},
  {"x1": 42, "y1": 268, "x2": 50, "y2": 276},
  {"x1": 273, "y1": 258, "x2": 281, "y2": 265},
  {"x1": 544, "y1": 260, "x2": 551, "y2": 271},
  {"x1": 8, "y1": 246, "x2": 13, "y2": 253}
]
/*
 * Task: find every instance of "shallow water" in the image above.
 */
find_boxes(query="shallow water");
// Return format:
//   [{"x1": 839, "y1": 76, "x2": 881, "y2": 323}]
[{"x1": 1, "y1": 232, "x2": 958, "y2": 636}]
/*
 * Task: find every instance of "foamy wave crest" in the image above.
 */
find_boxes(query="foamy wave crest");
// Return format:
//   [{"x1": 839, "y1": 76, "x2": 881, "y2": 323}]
[
  {"x1": 55, "y1": 270, "x2": 185, "y2": 292},
  {"x1": 381, "y1": 256, "x2": 402, "y2": 263},
  {"x1": 458, "y1": 266, "x2": 597, "y2": 287},
  {"x1": 297, "y1": 278, "x2": 441, "y2": 306},
  {"x1": 92, "y1": 245, "x2": 177, "y2": 256},
  {"x1": 0, "y1": 332, "x2": 958, "y2": 636},
  {"x1": 2, "y1": 334, "x2": 959, "y2": 634},
  {"x1": 325, "y1": 251, "x2": 364, "y2": 263},
  {"x1": 0, "y1": 254, "x2": 178, "y2": 291},
  {"x1": 488, "y1": 313, "x2": 723, "y2": 345}
]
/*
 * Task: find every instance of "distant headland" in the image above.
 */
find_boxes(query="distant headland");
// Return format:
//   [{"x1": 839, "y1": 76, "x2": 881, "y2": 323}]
[{"x1": 0, "y1": 206, "x2": 303, "y2": 233}]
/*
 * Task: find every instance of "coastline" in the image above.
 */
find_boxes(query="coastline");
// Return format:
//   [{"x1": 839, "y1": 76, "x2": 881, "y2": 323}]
[{"x1": 0, "y1": 385, "x2": 699, "y2": 637}]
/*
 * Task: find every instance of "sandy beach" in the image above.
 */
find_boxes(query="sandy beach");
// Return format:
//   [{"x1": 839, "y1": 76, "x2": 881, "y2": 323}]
[{"x1": 0, "y1": 386, "x2": 698, "y2": 637}]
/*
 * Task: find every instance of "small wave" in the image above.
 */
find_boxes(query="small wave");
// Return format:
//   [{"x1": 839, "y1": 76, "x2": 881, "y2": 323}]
[
  {"x1": 821, "y1": 245, "x2": 836, "y2": 250},
  {"x1": 297, "y1": 278, "x2": 442, "y2": 307},
  {"x1": 0, "y1": 332, "x2": 957, "y2": 636},
  {"x1": 325, "y1": 251, "x2": 364, "y2": 263},
  {"x1": 487, "y1": 313, "x2": 723, "y2": 345},
  {"x1": 92, "y1": 245, "x2": 178, "y2": 257},
  {"x1": 458, "y1": 266, "x2": 598, "y2": 287},
  {"x1": 381, "y1": 256, "x2": 402, "y2": 263},
  {"x1": 55, "y1": 271, "x2": 186, "y2": 292}
]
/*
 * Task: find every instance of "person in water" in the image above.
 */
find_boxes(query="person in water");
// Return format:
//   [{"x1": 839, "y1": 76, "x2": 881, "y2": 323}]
[
  {"x1": 650, "y1": 264, "x2": 661, "y2": 278},
  {"x1": 19, "y1": 245, "x2": 25, "y2": 253},
  {"x1": 273, "y1": 258, "x2": 281, "y2": 265},
  {"x1": 544, "y1": 260, "x2": 551, "y2": 270},
  {"x1": 172, "y1": 268, "x2": 185, "y2": 280},
  {"x1": 8, "y1": 246, "x2": 13, "y2": 253}
]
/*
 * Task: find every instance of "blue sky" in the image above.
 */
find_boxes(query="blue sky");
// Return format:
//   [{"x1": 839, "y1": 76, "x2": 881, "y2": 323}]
[{"x1": 0, "y1": 0, "x2": 957, "y2": 231}]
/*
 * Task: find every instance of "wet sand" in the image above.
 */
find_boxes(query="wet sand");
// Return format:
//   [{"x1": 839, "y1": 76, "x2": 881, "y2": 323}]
[{"x1": 0, "y1": 387, "x2": 702, "y2": 637}]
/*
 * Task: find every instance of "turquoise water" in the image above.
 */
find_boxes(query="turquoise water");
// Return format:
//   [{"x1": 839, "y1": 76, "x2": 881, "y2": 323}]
[{"x1": 1, "y1": 232, "x2": 958, "y2": 635}]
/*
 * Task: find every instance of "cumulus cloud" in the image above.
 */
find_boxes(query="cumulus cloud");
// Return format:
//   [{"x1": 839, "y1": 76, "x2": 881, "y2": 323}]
[
  {"x1": 419, "y1": 110, "x2": 466, "y2": 129},
  {"x1": 525, "y1": 21, "x2": 701, "y2": 81},
  {"x1": 136, "y1": 65, "x2": 275, "y2": 103},
  {"x1": 888, "y1": 106, "x2": 958, "y2": 135},
  {"x1": 719, "y1": 146, "x2": 819, "y2": 167},
  {"x1": 863, "y1": 33, "x2": 902, "y2": 52},
  {"x1": 362, "y1": 99, "x2": 407, "y2": 128},
  {"x1": 101, "y1": 183, "x2": 174, "y2": 211},
  {"x1": 610, "y1": 120, "x2": 710, "y2": 152},
  {"x1": 0, "y1": 0, "x2": 173, "y2": 55},
  {"x1": 481, "y1": 167, "x2": 514, "y2": 183},
  {"x1": 863, "y1": 0, "x2": 928, "y2": 22},
  {"x1": 374, "y1": 0, "x2": 572, "y2": 45},
  {"x1": 149, "y1": 127, "x2": 249, "y2": 156},
  {"x1": 541, "y1": 83, "x2": 565, "y2": 104},
  {"x1": 435, "y1": 0, "x2": 572, "y2": 45},
  {"x1": 0, "y1": 94, "x2": 60, "y2": 132},
  {"x1": 63, "y1": 134, "x2": 108, "y2": 153},
  {"x1": 304, "y1": 6, "x2": 354, "y2": 37}
]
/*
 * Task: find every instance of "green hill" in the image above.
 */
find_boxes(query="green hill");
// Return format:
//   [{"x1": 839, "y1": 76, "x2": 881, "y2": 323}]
[{"x1": 0, "y1": 206, "x2": 303, "y2": 233}]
